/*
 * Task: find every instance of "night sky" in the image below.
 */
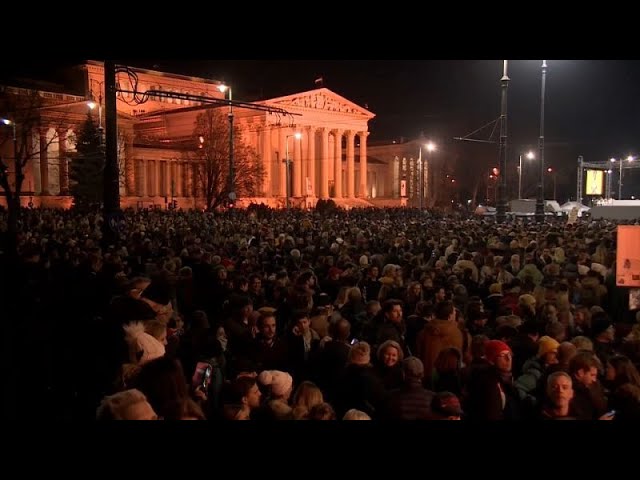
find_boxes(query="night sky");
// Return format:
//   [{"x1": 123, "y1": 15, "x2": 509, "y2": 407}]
[{"x1": 3, "y1": 59, "x2": 640, "y2": 201}]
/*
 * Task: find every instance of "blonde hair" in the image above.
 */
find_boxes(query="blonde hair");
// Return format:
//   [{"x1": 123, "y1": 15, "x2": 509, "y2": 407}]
[
  {"x1": 377, "y1": 340, "x2": 404, "y2": 364},
  {"x1": 267, "y1": 399, "x2": 293, "y2": 420},
  {"x1": 308, "y1": 402, "x2": 336, "y2": 420},
  {"x1": 571, "y1": 336, "x2": 594, "y2": 351},
  {"x1": 343, "y1": 409, "x2": 371, "y2": 420},
  {"x1": 348, "y1": 341, "x2": 371, "y2": 365},
  {"x1": 96, "y1": 389, "x2": 153, "y2": 420},
  {"x1": 292, "y1": 381, "x2": 324, "y2": 417}
]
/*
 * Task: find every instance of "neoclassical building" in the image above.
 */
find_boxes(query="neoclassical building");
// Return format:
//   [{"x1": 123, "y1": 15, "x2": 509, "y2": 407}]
[{"x1": 2, "y1": 61, "x2": 440, "y2": 209}]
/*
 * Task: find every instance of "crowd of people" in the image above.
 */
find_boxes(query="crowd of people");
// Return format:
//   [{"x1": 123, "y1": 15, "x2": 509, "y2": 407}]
[{"x1": 2, "y1": 205, "x2": 638, "y2": 420}]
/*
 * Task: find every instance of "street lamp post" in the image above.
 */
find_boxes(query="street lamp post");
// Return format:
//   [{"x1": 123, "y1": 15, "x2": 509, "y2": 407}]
[
  {"x1": 218, "y1": 84, "x2": 235, "y2": 204},
  {"x1": 285, "y1": 132, "x2": 302, "y2": 210},
  {"x1": 88, "y1": 79, "x2": 105, "y2": 132},
  {"x1": 87, "y1": 99, "x2": 104, "y2": 145},
  {"x1": 535, "y1": 60, "x2": 548, "y2": 224},
  {"x1": 495, "y1": 60, "x2": 510, "y2": 224},
  {"x1": 418, "y1": 142, "x2": 436, "y2": 211},
  {"x1": 614, "y1": 155, "x2": 635, "y2": 199},
  {"x1": 518, "y1": 151, "x2": 535, "y2": 199}
]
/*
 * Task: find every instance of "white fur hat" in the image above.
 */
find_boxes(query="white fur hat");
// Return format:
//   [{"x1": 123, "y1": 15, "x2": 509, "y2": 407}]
[
  {"x1": 123, "y1": 322, "x2": 165, "y2": 365},
  {"x1": 258, "y1": 370, "x2": 293, "y2": 398}
]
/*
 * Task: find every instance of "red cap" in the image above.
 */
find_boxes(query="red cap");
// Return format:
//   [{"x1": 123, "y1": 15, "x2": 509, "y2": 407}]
[{"x1": 485, "y1": 340, "x2": 512, "y2": 364}]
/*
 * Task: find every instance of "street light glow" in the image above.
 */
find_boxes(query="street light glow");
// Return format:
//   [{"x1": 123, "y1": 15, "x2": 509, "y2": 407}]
[
  {"x1": 87, "y1": 101, "x2": 97, "y2": 110},
  {"x1": 217, "y1": 84, "x2": 229, "y2": 93},
  {"x1": 627, "y1": 155, "x2": 634, "y2": 162},
  {"x1": 526, "y1": 151, "x2": 534, "y2": 159},
  {"x1": 426, "y1": 142, "x2": 436, "y2": 152},
  {"x1": 1, "y1": 118, "x2": 11, "y2": 125},
  {"x1": 294, "y1": 132, "x2": 302, "y2": 140},
  {"x1": 610, "y1": 158, "x2": 616, "y2": 163}
]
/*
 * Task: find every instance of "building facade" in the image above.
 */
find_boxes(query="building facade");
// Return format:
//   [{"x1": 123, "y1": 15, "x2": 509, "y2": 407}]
[{"x1": 1, "y1": 62, "x2": 434, "y2": 209}]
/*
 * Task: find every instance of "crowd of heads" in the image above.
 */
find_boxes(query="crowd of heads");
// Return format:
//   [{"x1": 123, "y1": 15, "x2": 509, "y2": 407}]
[{"x1": 3, "y1": 205, "x2": 639, "y2": 420}]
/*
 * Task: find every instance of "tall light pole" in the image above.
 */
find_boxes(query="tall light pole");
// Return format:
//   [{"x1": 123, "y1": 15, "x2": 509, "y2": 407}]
[
  {"x1": 418, "y1": 142, "x2": 436, "y2": 211},
  {"x1": 496, "y1": 60, "x2": 510, "y2": 224},
  {"x1": 285, "y1": 132, "x2": 302, "y2": 209},
  {"x1": 518, "y1": 151, "x2": 535, "y2": 199},
  {"x1": 218, "y1": 84, "x2": 235, "y2": 204},
  {"x1": 535, "y1": 60, "x2": 548, "y2": 224},
  {"x1": 613, "y1": 155, "x2": 635, "y2": 199},
  {"x1": 88, "y1": 79, "x2": 105, "y2": 132}
]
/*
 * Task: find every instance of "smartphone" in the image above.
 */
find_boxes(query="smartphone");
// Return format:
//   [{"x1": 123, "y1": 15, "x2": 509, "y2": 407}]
[
  {"x1": 192, "y1": 361, "x2": 213, "y2": 391},
  {"x1": 350, "y1": 338, "x2": 358, "y2": 345},
  {"x1": 606, "y1": 410, "x2": 616, "y2": 417},
  {"x1": 202, "y1": 365, "x2": 212, "y2": 390}
]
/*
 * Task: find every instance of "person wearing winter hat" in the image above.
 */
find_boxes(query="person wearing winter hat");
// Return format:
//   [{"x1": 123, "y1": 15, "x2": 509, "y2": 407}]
[
  {"x1": 514, "y1": 336, "x2": 560, "y2": 410},
  {"x1": 256, "y1": 370, "x2": 295, "y2": 420},
  {"x1": 537, "y1": 336, "x2": 561, "y2": 363},
  {"x1": 258, "y1": 370, "x2": 294, "y2": 401},
  {"x1": 123, "y1": 322, "x2": 166, "y2": 365},
  {"x1": 465, "y1": 339, "x2": 521, "y2": 420}
]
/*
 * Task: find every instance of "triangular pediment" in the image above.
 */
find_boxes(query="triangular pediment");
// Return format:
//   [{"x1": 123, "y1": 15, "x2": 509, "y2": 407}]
[{"x1": 263, "y1": 88, "x2": 375, "y2": 118}]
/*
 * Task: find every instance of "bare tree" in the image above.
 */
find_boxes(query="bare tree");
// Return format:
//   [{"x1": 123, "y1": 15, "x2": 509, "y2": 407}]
[
  {"x1": 191, "y1": 109, "x2": 264, "y2": 211},
  {"x1": 0, "y1": 87, "x2": 64, "y2": 251}
]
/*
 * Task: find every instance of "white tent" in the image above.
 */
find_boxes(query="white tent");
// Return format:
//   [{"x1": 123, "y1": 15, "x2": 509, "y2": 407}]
[{"x1": 560, "y1": 201, "x2": 591, "y2": 217}]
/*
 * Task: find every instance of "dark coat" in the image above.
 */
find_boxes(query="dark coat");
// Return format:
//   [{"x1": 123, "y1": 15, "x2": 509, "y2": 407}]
[
  {"x1": 464, "y1": 364, "x2": 521, "y2": 421},
  {"x1": 374, "y1": 363, "x2": 404, "y2": 391},
  {"x1": 511, "y1": 334, "x2": 539, "y2": 377},
  {"x1": 386, "y1": 380, "x2": 434, "y2": 420},
  {"x1": 252, "y1": 337, "x2": 289, "y2": 372},
  {"x1": 285, "y1": 331, "x2": 320, "y2": 385},
  {"x1": 570, "y1": 381, "x2": 608, "y2": 420},
  {"x1": 334, "y1": 364, "x2": 389, "y2": 419},
  {"x1": 309, "y1": 340, "x2": 351, "y2": 403}
]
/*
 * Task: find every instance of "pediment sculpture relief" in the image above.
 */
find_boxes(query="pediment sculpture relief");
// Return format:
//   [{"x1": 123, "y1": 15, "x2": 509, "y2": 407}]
[{"x1": 284, "y1": 93, "x2": 360, "y2": 114}]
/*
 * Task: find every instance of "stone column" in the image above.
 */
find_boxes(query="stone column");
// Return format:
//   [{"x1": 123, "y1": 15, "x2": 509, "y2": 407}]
[
  {"x1": 261, "y1": 126, "x2": 272, "y2": 196},
  {"x1": 306, "y1": 126, "x2": 316, "y2": 196},
  {"x1": 333, "y1": 129, "x2": 343, "y2": 198},
  {"x1": 279, "y1": 129, "x2": 287, "y2": 197},
  {"x1": 320, "y1": 128, "x2": 329, "y2": 199},
  {"x1": 57, "y1": 128, "x2": 69, "y2": 195},
  {"x1": 155, "y1": 161, "x2": 162, "y2": 197},
  {"x1": 194, "y1": 163, "x2": 203, "y2": 198},
  {"x1": 293, "y1": 134, "x2": 302, "y2": 197},
  {"x1": 300, "y1": 128, "x2": 307, "y2": 196},
  {"x1": 141, "y1": 160, "x2": 147, "y2": 197},
  {"x1": 393, "y1": 156, "x2": 400, "y2": 198},
  {"x1": 125, "y1": 138, "x2": 135, "y2": 196},
  {"x1": 185, "y1": 161, "x2": 193, "y2": 197},
  {"x1": 346, "y1": 130, "x2": 355, "y2": 198},
  {"x1": 164, "y1": 161, "x2": 171, "y2": 198},
  {"x1": 39, "y1": 127, "x2": 50, "y2": 195},
  {"x1": 358, "y1": 131, "x2": 369, "y2": 198},
  {"x1": 175, "y1": 162, "x2": 182, "y2": 197}
]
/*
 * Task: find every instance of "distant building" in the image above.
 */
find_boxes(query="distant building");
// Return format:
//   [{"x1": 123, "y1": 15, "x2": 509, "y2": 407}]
[{"x1": 0, "y1": 62, "x2": 433, "y2": 209}]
